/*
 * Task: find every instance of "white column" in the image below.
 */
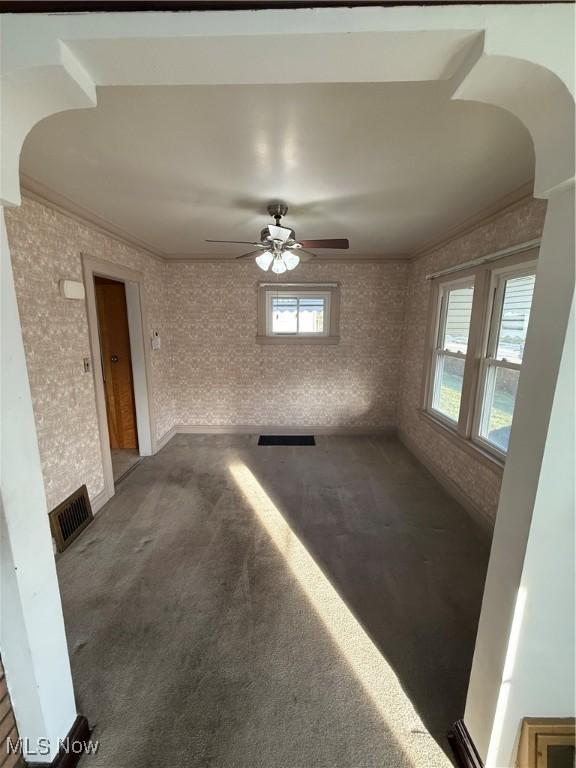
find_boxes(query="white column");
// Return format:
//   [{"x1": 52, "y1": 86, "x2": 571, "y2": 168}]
[
  {"x1": 464, "y1": 183, "x2": 575, "y2": 764},
  {"x1": 0, "y1": 209, "x2": 78, "y2": 763}
]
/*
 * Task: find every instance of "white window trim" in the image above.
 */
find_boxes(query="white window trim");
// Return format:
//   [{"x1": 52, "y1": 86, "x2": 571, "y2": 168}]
[
  {"x1": 426, "y1": 275, "x2": 475, "y2": 429},
  {"x1": 256, "y1": 282, "x2": 341, "y2": 345},
  {"x1": 422, "y1": 250, "x2": 538, "y2": 465},
  {"x1": 471, "y1": 260, "x2": 537, "y2": 460},
  {"x1": 265, "y1": 290, "x2": 331, "y2": 337}
]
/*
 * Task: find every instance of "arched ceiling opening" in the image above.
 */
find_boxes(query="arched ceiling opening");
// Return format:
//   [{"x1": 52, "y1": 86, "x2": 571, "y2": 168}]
[{"x1": 20, "y1": 80, "x2": 535, "y2": 259}]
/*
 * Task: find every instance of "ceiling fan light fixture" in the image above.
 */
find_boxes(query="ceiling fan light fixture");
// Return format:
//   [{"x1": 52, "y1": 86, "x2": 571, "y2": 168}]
[
  {"x1": 209, "y1": 203, "x2": 350, "y2": 270},
  {"x1": 255, "y1": 251, "x2": 274, "y2": 271},
  {"x1": 283, "y1": 251, "x2": 300, "y2": 271},
  {"x1": 271, "y1": 256, "x2": 287, "y2": 274}
]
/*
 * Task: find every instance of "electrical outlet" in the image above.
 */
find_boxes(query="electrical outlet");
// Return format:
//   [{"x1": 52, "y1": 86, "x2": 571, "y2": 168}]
[{"x1": 83, "y1": 357, "x2": 91, "y2": 373}]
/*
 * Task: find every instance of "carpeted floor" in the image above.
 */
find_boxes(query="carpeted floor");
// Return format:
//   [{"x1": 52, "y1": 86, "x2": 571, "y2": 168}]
[{"x1": 57, "y1": 434, "x2": 490, "y2": 768}]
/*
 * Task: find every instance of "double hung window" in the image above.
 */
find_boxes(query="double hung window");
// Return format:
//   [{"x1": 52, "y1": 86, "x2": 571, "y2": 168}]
[{"x1": 425, "y1": 252, "x2": 537, "y2": 461}]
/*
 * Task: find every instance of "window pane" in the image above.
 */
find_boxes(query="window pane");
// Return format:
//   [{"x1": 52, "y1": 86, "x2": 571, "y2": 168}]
[
  {"x1": 271, "y1": 297, "x2": 298, "y2": 333},
  {"x1": 496, "y1": 274, "x2": 535, "y2": 363},
  {"x1": 432, "y1": 354, "x2": 465, "y2": 422},
  {"x1": 298, "y1": 297, "x2": 325, "y2": 333},
  {"x1": 441, "y1": 286, "x2": 474, "y2": 353},
  {"x1": 479, "y1": 365, "x2": 519, "y2": 452}
]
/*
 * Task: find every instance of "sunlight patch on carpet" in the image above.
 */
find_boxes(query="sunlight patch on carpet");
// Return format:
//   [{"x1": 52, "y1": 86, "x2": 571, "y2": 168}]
[{"x1": 229, "y1": 461, "x2": 451, "y2": 768}]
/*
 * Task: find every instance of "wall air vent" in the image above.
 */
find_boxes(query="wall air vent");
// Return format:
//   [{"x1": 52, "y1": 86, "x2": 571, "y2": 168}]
[{"x1": 49, "y1": 485, "x2": 93, "y2": 553}]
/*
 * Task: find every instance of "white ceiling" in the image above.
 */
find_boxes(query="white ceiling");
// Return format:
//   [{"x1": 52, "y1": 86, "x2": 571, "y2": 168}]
[{"x1": 20, "y1": 82, "x2": 534, "y2": 259}]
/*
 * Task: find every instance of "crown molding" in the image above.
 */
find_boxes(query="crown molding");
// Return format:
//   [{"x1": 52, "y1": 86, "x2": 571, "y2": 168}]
[
  {"x1": 20, "y1": 175, "x2": 167, "y2": 264},
  {"x1": 165, "y1": 254, "x2": 411, "y2": 263},
  {"x1": 19, "y1": 172, "x2": 536, "y2": 269},
  {"x1": 409, "y1": 179, "x2": 537, "y2": 262},
  {"x1": 19, "y1": 176, "x2": 409, "y2": 265}
]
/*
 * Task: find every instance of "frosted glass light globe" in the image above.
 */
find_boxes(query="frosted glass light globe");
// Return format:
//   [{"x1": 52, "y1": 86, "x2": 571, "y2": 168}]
[
  {"x1": 283, "y1": 252, "x2": 300, "y2": 271},
  {"x1": 271, "y1": 256, "x2": 287, "y2": 274},
  {"x1": 255, "y1": 251, "x2": 274, "y2": 271}
]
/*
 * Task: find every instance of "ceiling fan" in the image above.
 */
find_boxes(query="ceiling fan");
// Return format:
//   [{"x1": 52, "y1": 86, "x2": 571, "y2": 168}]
[{"x1": 206, "y1": 202, "x2": 350, "y2": 273}]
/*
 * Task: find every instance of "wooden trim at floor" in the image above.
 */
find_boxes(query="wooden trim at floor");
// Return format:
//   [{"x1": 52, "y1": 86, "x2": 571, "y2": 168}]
[
  {"x1": 447, "y1": 720, "x2": 484, "y2": 768},
  {"x1": 27, "y1": 716, "x2": 90, "y2": 768}
]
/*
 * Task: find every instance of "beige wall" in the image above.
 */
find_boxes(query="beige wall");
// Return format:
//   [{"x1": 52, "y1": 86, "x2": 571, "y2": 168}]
[
  {"x1": 397, "y1": 196, "x2": 547, "y2": 524},
  {"x1": 6, "y1": 193, "x2": 546, "y2": 525},
  {"x1": 166, "y1": 261, "x2": 408, "y2": 428},
  {"x1": 5, "y1": 195, "x2": 409, "y2": 510},
  {"x1": 5, "y1": 195, "x2": 173, "y2": 510}
]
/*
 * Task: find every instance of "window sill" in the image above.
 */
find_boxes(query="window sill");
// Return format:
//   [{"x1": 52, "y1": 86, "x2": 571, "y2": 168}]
[
  {"x1": 417, "y1": 409, "x2": 504, "y2": 474},
  {"x1": 256, "y1": 335, "x2": 340, "y2": 345}
]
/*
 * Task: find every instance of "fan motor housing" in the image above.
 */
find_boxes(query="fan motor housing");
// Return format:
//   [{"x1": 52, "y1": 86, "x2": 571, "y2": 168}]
[{"x1": 267, "y1": 202, "x2": 288, "y2": 219}]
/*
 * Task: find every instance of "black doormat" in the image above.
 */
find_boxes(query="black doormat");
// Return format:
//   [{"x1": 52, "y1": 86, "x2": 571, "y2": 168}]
[{"x1": 258, "y1": 435, "x2": 316, "y2": 446}]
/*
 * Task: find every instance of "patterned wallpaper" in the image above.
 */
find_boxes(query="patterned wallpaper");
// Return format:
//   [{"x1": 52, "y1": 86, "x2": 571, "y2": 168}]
[
  {"x1": 6, "y1": 192, "x2": 546, "y2": 525},
  {"x1": 5, "y1": 195, "x2": 173, "y2": 509},
  {"x1": 397, "y1": 196, "x2": 547, "y2": 524},
  {"x1": 166, "y1": 261, "x2": 409, "y2": 428}
]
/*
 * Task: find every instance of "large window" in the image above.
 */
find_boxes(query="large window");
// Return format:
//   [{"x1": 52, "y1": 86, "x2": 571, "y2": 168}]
[{"x1": 425, "y1": 253, "x2": 537, "y2": 460}]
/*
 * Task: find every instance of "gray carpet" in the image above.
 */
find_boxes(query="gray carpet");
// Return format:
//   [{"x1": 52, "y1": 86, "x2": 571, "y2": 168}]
[{"x1": 57, "y1": 434, "x2": 490, "y2": 768}]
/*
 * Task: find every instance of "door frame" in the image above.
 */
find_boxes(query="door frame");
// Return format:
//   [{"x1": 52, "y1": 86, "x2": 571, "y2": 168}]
[{"x1": 83, "y1": 254, "x2": 156, "y2": 505}]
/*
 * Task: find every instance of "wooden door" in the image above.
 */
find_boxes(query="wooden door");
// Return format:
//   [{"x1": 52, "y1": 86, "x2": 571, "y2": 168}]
[{"x1": 95, "y1": 277, "x2": 138, "y2": 450}]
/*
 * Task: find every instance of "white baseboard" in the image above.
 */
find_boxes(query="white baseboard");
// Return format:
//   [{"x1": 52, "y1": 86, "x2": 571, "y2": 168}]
[
  {"x1": 154, "y1": 425, "x2": 177, "y2": 452},
  {"x1": 398, "y1": 429, "x2": 494, "y2": 533},
  {"x1": 91, "y1": 487, "x2": 112, "y2": 514},
  {"x1": 155, "y1": 424, "x2": 396, "y2": 443}
]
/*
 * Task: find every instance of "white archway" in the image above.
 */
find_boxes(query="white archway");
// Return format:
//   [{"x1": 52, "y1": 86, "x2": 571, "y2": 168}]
[{"x1": 1, "y1": 7, "x2": 573, "y2": 764}]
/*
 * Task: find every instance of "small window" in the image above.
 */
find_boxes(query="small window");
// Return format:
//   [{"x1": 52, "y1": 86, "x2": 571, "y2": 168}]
[
  {"x1": 474, "y1": 268, "x2": 536, "y2": 455},
  {"x1": 268, "y1": 293, "x2": 329, "y2": 336},
  {"x1": 257, "y1": 283, "x2": 340, "y2": 344},
  {"x1": 429, "y1": 279, "x2": 474, "y2": 424}
]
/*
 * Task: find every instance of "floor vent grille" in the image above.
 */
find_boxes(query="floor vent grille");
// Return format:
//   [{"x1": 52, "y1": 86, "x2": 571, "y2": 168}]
[
  {"x1": 49, "y1": 485, "x2": 93, "y2": 553},
  {"x1": 258, "y1": 435, "x2": 316, "y2": 446}
]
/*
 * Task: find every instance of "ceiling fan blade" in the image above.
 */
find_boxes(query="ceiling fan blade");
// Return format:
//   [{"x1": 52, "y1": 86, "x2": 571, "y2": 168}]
[
  {"x1": 268, "y1": 225, "x2": 293, "y2": 242},
  {"x1": 235, "y1": 250, "x2": 262, "y2": 260},
  {"x1": 206, "y1": 239, "x2": 262, "y2": 245},
  {"x1": 298, "y1": 238, "x2": 349, "y2": 249}
]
